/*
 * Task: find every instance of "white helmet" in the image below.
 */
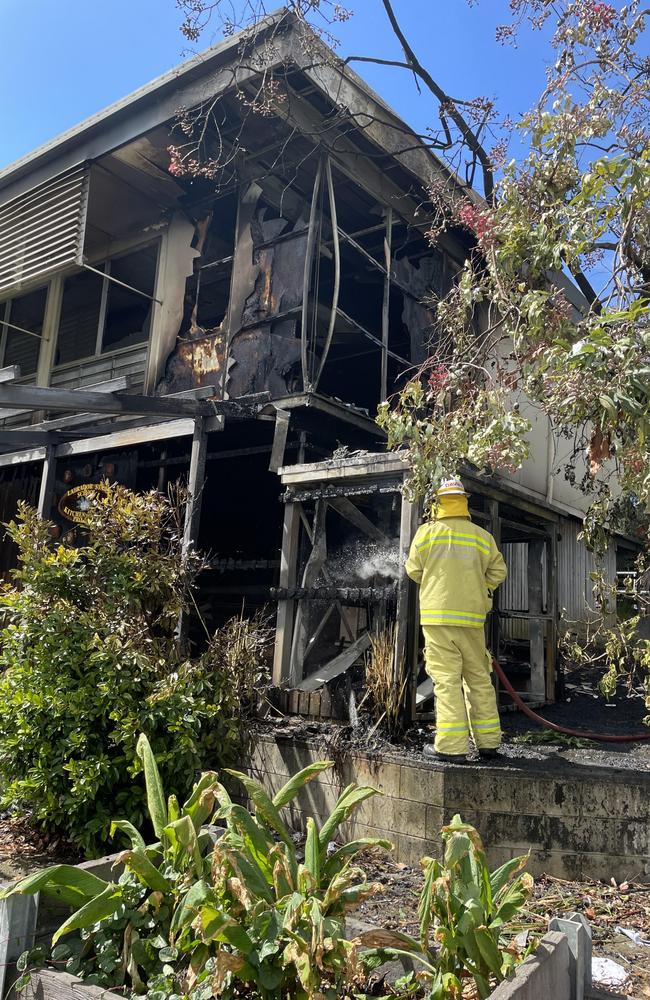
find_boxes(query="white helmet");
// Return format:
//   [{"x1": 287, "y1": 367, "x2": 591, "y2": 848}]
[{"x1": 437, "y1": 478, "x2": 468, "y2": 497}]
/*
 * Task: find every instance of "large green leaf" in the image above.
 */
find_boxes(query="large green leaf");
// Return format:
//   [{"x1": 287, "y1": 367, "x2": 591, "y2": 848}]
[
  {"x1": 52, "y1": 884, "x2": 124, "y2": 944},
  {"x1": 200, "y1": 904, "x2": 253, "y2": 952},
  {"x1": 163, "y1": 815, "x2": 204, "y2": 874},
  {"x1": 489, "y1": 854, "x2": 529, "y2": 899},
  {"x1": 493, "y1": 876, "x2": 533, "y2": 925},
  {"x1": 120, "y1": 850, "x2": 172, "y2": 893},
  {"x1": 225, "y1": 846, "x2": 274, "y2": 903},
  {"x1": 318, "y1": 785, "x2": 378, "y2": 853},
  {"x1": 473, "y1": 926, "x2": 503, "y2": 976},
  {"x1": 110, "y1": 820, "x2": 146, "y2": 852},
  {"x1": 357, "y1": 929, "x2": 431, "y2": 962},
  {"x1": 136, "y1": 733, "x2": 168, "y2": 839},
  {"x1": 223, "y1": 804, "x2": 275, "y2": 879},
  {"x1": 304, "y1": 818, "x2": 320, "y2": 886},
  {"x1": 324, "y1": 837, "x2": 393, "y2": 879},
  {"x1": 224, "y1": 770, "x2": 293, "y2": 847},
  {"x1": 418, "y1": 857, "x2": 439, "y2": 952},
  {"x1": 0, "y1": 865, "x2": 109, "y2": 908},
  {"x1": 271, "y1": 761, "x2": 334, "y2": 808},
  {"x1": 170, "y1": 879, "x2": 212, "y2": 936},
  {"x1": 183, "y1": 772, "x2": 220, "y2": 830}
]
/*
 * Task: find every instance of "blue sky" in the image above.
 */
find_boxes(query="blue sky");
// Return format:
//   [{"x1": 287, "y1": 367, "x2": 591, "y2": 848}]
[{"x1": 0, "y1": 0, "x2": 554, "y2": 172}]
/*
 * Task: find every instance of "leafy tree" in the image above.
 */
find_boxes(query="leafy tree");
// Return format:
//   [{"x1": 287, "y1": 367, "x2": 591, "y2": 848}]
[{"x1": 0, "y1": 486, "x2": 266, "y2": 853}]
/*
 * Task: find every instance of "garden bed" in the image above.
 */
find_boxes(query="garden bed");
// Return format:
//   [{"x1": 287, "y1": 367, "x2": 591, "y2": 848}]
[{"x1": 355, "y1": 851, "x2": 650, "y2": 998}]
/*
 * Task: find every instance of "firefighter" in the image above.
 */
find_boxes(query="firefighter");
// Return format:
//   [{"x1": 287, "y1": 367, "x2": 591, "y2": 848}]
[{"x1": 405, "y1": 478, "x2": 507, "y2": 763}]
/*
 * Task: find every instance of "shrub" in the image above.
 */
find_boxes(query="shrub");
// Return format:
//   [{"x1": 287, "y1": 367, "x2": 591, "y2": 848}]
[
  {"x1": 0, "y1": 487, "x2": 266, "y2": 853},
  {"x1": 361, "y1": 815, "x2": 535, "y2": 999},
  {"x1": 5, "y1": 735, "x2": 389, "y2": 1000}
]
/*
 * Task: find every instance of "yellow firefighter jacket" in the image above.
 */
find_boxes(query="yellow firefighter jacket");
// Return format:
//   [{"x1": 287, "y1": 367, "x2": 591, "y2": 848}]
[{"x1": 405, "y1": 506, "x2": 507, "y2": 628}]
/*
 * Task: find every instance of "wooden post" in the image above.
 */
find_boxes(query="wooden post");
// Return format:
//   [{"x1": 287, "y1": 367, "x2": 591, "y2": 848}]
[
  {"x1": 269, "y1": 408, "x2": 291, "y2": 473},
  {"x1": 528, "y1": 538, "x2": 546, "y2": 700},
  {"x1": 182, "y1": 417, "x2": 208, "y2": 559},
  {"x1": 272, "y1": 500, "x2": 301, "y2": 686},
  {"x1": 37, "y1": 445, "x2": 57, "y2": 518},
  {"x1": 546, "y1": 531, "x2": 559, "y2": 701},
  {"x1": 381, "y1": 207, "x2": 393, "y2": 401},
  {"x1": 395, "y1": 494, "x2": 419, "y2": 722},
  {"x1": 35, "y1": 275, "x2": 63, "y2": 389},
  {"x1": 290, "y1": 500, "x2": 327, "y2": 686},
  {"x1": 178, "y1": 417, "x2": 208, "y2": 647},
  {"x1": 488, "y1": 498, "x2": 501, "y2": 681}
]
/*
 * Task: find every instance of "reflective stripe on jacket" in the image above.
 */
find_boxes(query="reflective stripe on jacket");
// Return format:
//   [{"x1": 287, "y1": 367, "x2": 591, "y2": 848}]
[{"x1": 405, "y1": 516, "x2": 507, "y2": 627}]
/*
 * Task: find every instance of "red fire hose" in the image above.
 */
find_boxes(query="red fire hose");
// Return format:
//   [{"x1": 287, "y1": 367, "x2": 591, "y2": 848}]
[{"x1": 491, "y1": 657, "x2": 650, "y2": 743}]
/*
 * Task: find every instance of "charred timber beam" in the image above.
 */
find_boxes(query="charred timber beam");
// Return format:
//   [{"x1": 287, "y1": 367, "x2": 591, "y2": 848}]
[
  {"x1": 0, "y1": 375, "x2": 137, "y2": 422},
  {"x1": 0, "y1": 430, "x2": 65, "y2": 447},
  {"x1": 0, "y1": 384, "x2": 213, "y2": 418},
  {"x1": 262, "y1": 392, "x2": 383, "y2": 438},
  {"x1": 283, "y1": 481, "x2": 403, "y2": 502},
  {"x1": 271, "y1": 584, "x2": 397, "y2": 604}
]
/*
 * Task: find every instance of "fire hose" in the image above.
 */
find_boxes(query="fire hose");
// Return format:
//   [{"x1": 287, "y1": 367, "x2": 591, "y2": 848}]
[{"x1": 491, "y1": 657, "x2": 650, "y2": 743}]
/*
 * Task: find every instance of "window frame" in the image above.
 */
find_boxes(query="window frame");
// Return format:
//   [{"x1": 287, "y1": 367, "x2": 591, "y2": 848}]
[
  {"x1": 0, "y1": 285, "x2": 49, "y2": 379},
  {"x1": 54, "y1": 240, "x2": 160, "y2": 369}
]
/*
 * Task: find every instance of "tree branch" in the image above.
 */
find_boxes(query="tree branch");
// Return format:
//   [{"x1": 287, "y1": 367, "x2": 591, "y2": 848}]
[{"x1": 379, "y1": 0, "x2": 495, "y2": 203}]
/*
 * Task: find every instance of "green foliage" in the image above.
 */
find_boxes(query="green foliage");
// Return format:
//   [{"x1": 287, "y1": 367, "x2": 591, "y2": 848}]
[
  {"x1": 377, "y1": 2, "x2": 650, "y2": 700},
  {"x1": 0, "y1": 488, "x2": 265, "y2": 852},
  {"x1": 360, "y1": 815, "x2": 534, "y2": 1000},
  {"x1": 7, "y1": 737, "x2": 389, "y2": 1000}
]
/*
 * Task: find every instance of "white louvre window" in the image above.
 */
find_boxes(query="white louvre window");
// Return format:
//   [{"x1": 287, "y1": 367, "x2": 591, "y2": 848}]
[{"x1": 0, "y1": 166, "x2": 89, "y2": 296}]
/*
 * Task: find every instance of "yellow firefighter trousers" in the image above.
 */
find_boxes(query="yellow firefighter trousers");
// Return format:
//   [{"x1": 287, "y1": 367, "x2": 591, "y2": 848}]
[{"x1": 423, "y1": 625, "x2": 502, "y2": 755}]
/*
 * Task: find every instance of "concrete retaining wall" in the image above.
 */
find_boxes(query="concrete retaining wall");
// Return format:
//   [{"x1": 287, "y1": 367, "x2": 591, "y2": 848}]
[
  {"x1": 248, "y1": 736, "x2": 650, "y2": 880},
  {"x1": 489, "y1": 932, "x2": 570, "y2": 999}
]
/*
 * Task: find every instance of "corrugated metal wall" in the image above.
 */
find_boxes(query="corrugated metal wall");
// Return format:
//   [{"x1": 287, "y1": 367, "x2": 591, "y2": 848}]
[
  {"x1": 557, "y1": 517, "x2": 616, "y2": 630},
  {"x1": 501, "y1": 542, "x2": 547, "y2": 640},
  {"x1": 500, "y1": 517, "x2": 617, "y2": 640}
]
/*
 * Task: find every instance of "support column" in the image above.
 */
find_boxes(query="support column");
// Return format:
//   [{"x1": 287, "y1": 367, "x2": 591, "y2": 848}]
[
  {"x1": 395, "y1": 494, "x2": 419, "y2": 722},
  {"x1": 546, "y1": 532, "x2": 559, "y2": 701},
  {"x1": 272, "y1": 500, "x2": 301, "y2": 686},
  {"x1": 37, "y1": 446, "x2": 56, "y2": 518},
  {"x1": 381, "y1": 207, "x2": 393, "y2": 401},
  {"x1": 182, "y1": 417, "x2": 208, "y2": 558},
  {"x1": 528, "y1": 538, "x2": 546, "y2": 700},
  {"x1": 36, "y1": 275, "x2": 63, "y2": 388},
  {"x1": 488, "y1": 498, "x2": 501, "y2": 661},
  {"x1": 290, "y1": 500, "x2": 327, "y2": 686},
  {"x1": 178, "y1": 417, "x2": 208, "y2": 648}
]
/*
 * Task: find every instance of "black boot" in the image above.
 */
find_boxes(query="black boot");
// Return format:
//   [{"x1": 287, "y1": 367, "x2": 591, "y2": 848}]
[
  {"x1": 423, "y1": 744, "x2": 468, "y2": 764},
  {"x1": 478, "y1": 748, "x2": 500, "y2": 759}
]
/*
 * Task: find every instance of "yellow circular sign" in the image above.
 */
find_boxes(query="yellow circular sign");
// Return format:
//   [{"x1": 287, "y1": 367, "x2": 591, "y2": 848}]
[{"x1": 58, "y1": 483, "x2": 112, "y2": 525}]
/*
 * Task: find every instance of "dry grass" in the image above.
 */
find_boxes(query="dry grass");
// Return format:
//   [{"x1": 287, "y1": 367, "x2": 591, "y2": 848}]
[{"x1": 364, "y1": 624, "x2": 407, "y2": 736}]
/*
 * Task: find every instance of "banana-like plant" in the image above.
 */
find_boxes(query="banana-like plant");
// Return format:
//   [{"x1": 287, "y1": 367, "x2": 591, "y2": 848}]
[
  {"x1": 2, "y1": 735, "x2": 390, "y2": 999},
  {"x1": 359, "y1": 815, "x2": 535, "y2": 1000}
]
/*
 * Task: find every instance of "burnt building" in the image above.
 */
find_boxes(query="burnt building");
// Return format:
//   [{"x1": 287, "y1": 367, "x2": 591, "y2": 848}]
[{"x1": 0, "y1": 13, "x2": 626, "y2": 718}]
